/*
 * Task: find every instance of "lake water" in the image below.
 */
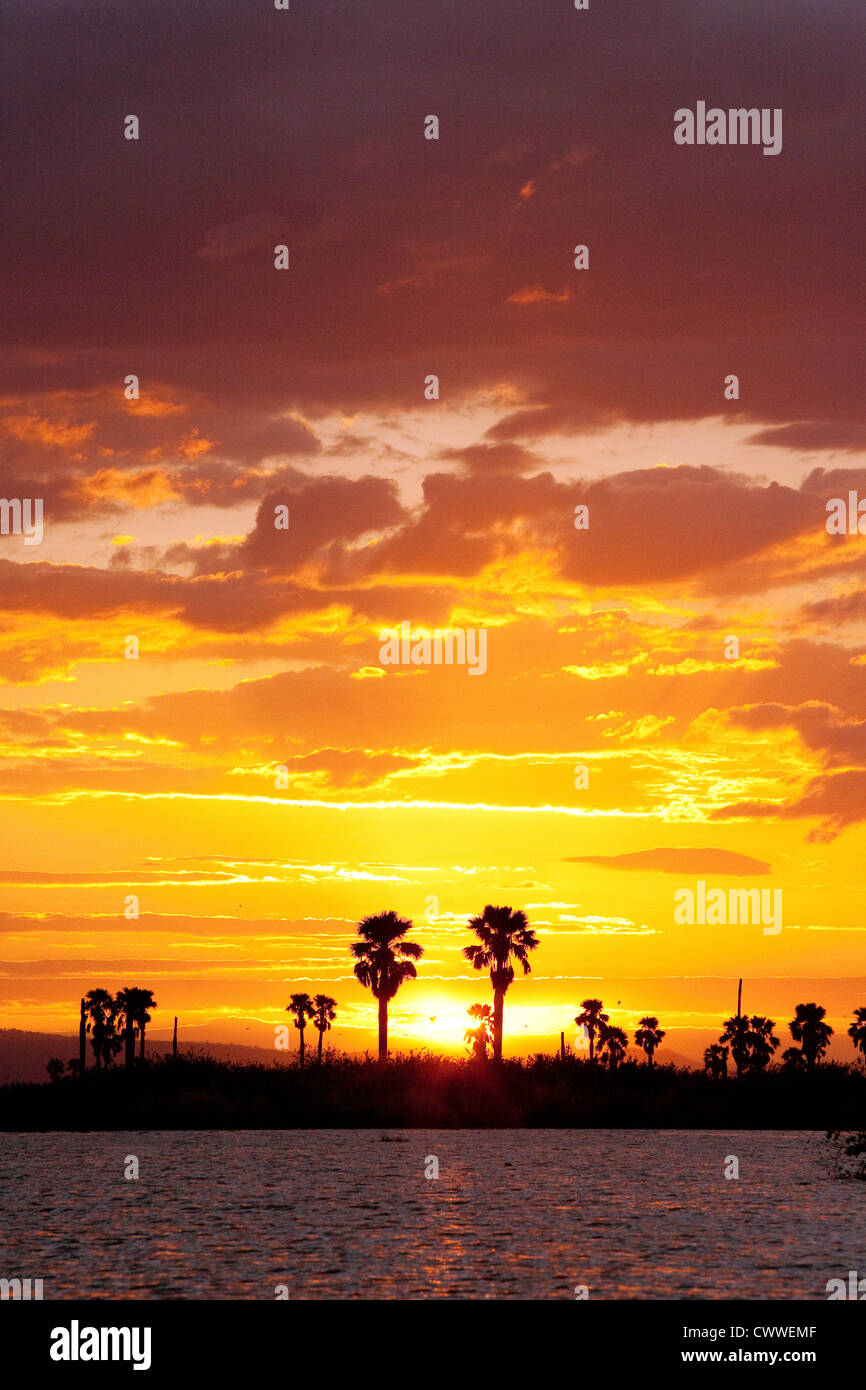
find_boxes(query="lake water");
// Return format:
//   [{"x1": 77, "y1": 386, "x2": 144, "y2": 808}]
[{"x1": 0, "y1": 1130, "x2": 862, "y2": 1299}]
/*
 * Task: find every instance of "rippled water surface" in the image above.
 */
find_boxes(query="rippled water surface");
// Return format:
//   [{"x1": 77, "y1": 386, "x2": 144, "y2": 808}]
[{"x1": 0, "y1": 1130, "x2": 862, "y2": 1299}]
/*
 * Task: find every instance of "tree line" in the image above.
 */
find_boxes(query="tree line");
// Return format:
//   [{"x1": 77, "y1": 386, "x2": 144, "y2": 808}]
[
  {"x1": 285, "y1": 905, "x2": 866, "y2": 1072},
  {"x1": 49, "y1": 904, "x2": 866, "y2": 1076}
]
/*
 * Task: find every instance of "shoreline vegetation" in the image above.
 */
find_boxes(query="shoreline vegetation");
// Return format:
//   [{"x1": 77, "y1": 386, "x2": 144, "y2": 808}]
[
  {"x1": 2, "y1": 1051, "x2": 866, "y2": 1132},
  {"x1": 5, "y1": 903, "x2": 865, "y2": 1133}
]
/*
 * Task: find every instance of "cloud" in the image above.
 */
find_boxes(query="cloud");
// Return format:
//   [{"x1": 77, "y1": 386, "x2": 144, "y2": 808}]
[
  {"x1": 711, "y1": 769, "x2": 866, "y2": 843},
  {"x1": 2, "y1": 0, "x2": 863, "y2": 429},
  {"x1": 196, "y1": 214, "x2": 285, "y2": 263},
  {"x1": 506, "y1": 285, "x2": 571, "y2": 305},
  {"x1": 747, "y1": 422, "x2": 866, "y2": 452},
  {"x1": 565, "y1": 848, "x2": 772, "y2": 876}
]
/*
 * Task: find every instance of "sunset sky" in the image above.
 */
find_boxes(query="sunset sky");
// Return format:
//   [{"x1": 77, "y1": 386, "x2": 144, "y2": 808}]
[{"x1": 1, "y1": 0, "x2": 865, "y2": 1064}]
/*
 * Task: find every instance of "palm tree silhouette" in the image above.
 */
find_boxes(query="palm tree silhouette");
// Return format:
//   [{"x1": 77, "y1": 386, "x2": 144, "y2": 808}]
[
  {"x1": 312, "y1": 993, "x2": 337, "y2": 1064},
  {"x1": 848, "y1": 1006, "x2": 866, "y2": 1064},
  {"x1": 719, "y1": 1013, "x2": 751, "y2": 1079},
  {"x1": 781, "y1": 1045, "x2": 807, "y2": 1072},
  {"x1": 286, "y1": 992, "x2": 315, "y2": 1067},
  {"x1": 120, "y1": 987, "x2": 158, "y2": 1061},
  {"x1": 78, "y1": 997, "x2": 87, "y2": 1075},
  {"x1": 464, "y1": 1002, "x2": 494, "y2": 1060},
  {"x1": 116, "y1": 987, "x2": 144, "y2": 1069},
  {"x1": 351, "y1": 910, "x2": 423, "y2": 1062},
  {"x1": 597, "y1": 1021, "x2": 628, "y2": 1069},
  {"x1": 634, "y1": 1015, "x2": 665, "y2": 1067},
  {"x1": 83, "y1": 989, "x2": 120, "y2": 1070},
  {"x1": 748, "y1": 1015, "x2": 779, "y2": 1072},
  {"x1": 463, "y1": 905, "x2": 538, "y2": 1062},
  {"x1": 703, "y1": 1043, "x2": 728, "y2": 1079},
  {"x1": 574, "y1": 998, "x2": 608, "y2": 1062},
  {"x1": 788, "y1": 1002, "x2": 833, "y2": 1073}
]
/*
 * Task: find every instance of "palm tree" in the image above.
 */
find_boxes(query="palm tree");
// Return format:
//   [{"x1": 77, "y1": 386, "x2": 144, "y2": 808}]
[
  {"x1": 84, "y1": 989, "x2": 120, "y2": 1070},
  {"x1": 464, "y1": 1002, "x2": 494, "y2": 1060},
  {"x1": 574, "y1": 998, "x2": 609, "y2": 1064},
  {"x1": 748, "y1": 1015, "x2": 780, "y2": 1072},
  {"x1": 848, "y1": 1006, "x2": 866, "y2": 1065},
  {"x1": 78, "y1": 997, "x2": 87, "y2": 1075},
  {"x1": 124, "y1": 987, "x2": 157, "y2": 1061},
  {"x1": 788, "y1": 1002, "x2": 833, "y2": 1073},
  {"x1": 634, "y1": 1015, "x2": 665, "y2": 1067},
  {"x1": 463, "y1": 905, "x2": 538, "y2": 1062},
  {"x1": 116, "y1": 988, "x2": 141, "y2": 1069},
  {"x1": 312, "y1": 994, "x2": 337, "y2": 1064},
  {"x1": 351, "y1": 911, "x2": 423, "y2": 1062},
  {"x1": 781, "y1": 1045, "x2": 807, "y2": 1073},
  {"x1": 703, "y1": 1043, "x2": 728, "y2": 1079},
  {"x1": 719, "y1": 1013, "x2": 751, "y2": 1079},
  {"x1": 597, "y1": 1022, "x2": 628, "y2": 1070},
  {"x1": 286, "y1": 992, "x2": 315, "y2": 1067}
]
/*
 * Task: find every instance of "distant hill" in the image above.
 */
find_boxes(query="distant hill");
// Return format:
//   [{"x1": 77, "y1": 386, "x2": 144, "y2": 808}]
[{"x1": 0, "y1": 1030, "x2": 291, "y2": 1084}]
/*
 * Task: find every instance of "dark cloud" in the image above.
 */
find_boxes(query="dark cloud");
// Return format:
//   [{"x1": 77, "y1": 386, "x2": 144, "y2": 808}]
[
  {"x1": 712, "y1": 769, "x2": 866, "y2": 843},
  {"x1": 335, "y1": 464, "x2": 821, "y2": 587},
  {"x1": 1, "y1": 0, "x2": 862, "y2": 429},
  {"x1": 721, "y1": 701, "x2": 866, "y2": 768},
  {"x1": 748, "y1": 423, "x2": 866, "y2": 453},
  {"x1": 566, "y1": 848, "x2": 772, "y2": 876},
  {"x1": 712, "y1": 700, "x2": 866, "y2": 840}
]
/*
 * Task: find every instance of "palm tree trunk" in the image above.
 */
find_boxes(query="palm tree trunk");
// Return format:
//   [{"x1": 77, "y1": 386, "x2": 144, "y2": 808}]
[
  {"x1": 299, "y1": 1024, "x2": 305, "y2": 1069},
  {"x1": 172, "y1": 1016, "x2": 178, "y2": 1057},
  {"x1": 79, "y1": 998, "x2": 87, "y2": 1075},
  {"x1": 138, "y1": 1022, "x2": 146, "y2": 1061},
  {"x1": 378, "y1": 993, "x2": 388, "y2": 1062},
  {"x1": 125, "y1": 1013, "x2": 135, "y2": 1070},
  {"x1": 588, "y1": 1027, "x2": 595, "y2": 1063},
  {"x1": 317, "y1": 1028, "x2": 324, "y2": 1064},
  {"x1": 492, "y1": 987, "x2": 504, "y2": 1062}
]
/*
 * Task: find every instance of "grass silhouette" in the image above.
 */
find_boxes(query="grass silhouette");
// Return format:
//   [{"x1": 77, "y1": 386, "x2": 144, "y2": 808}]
[{"x1": 3, "y1": 1050, "x2": 865, "y2": 1130}]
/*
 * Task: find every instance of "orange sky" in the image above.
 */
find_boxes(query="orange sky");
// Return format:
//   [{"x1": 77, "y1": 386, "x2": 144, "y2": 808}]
[{"x1": 1, "y1": 0, "x2": 865, "y2": 1066}]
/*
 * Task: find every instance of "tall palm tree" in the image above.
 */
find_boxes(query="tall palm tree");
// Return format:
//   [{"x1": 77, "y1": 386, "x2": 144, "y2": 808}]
[
  {"x1": 788, "y1": 1002, "x2": 833, "y2": 1073},
  {"x1": 634, "y1": 1015, "x2": 665, "y2": 1068},
  {"x1": 312, "y1": 994, "x2": 337, "y2": 1064},
  {"x1": 597, "y1": 1022, "x2": 628, "y2": 1070},
  {"x1": 463, "y1": 905, "x2": 538, "y2": 1062},
  {"x1": 703, "y1": 1043, "x2": 728, "y2": 1080},
  {"x1": 116, "y1": 987, "x2": 143, "y2": 1070},
  {"x1": 748, "y1": 1015, "x2": 780, "y2": 1072},
  {"x1": 125, "y1": 987, "x2": 158, "y2": 1061},
  {"x1": 286, "y1": 992, "x2": 315, "y2": 1068},
  {"x1": 719, "y1": 1013, "x2": 751, "y2": 1079},
  {"x1": 84, "y1": 989, "x2": 120, "y2": 1070},
  {"x1": 78, "y1": 997, "x2": 87, "y2": 1075},
  {"x1": 464, "y1": 1002, "x2": 494, "y2": 1060},
  {"x1": 848, "y1": 1006, "x2": 866, "y2": 1064},
  {"x1": 574, "y1": 998, "x2": 609, "y2": 1063},
  {"x1": 351, "y1": 911, "x2": 423, "y2": 1062}
]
